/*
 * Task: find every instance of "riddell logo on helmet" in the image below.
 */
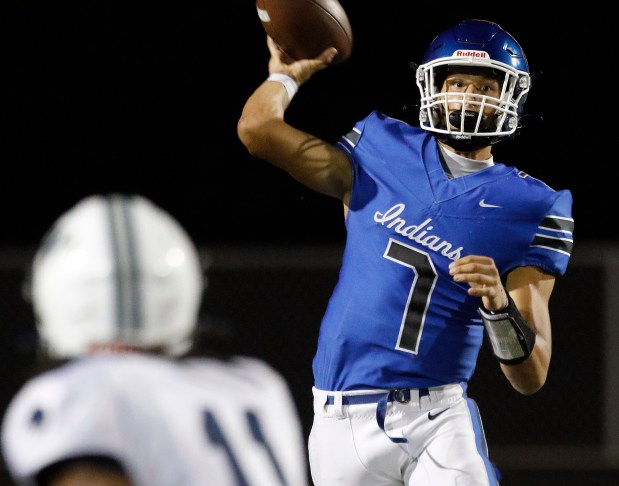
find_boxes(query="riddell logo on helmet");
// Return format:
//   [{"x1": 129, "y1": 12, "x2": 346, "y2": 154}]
[{"x1": 454, "y1": 50, "x2": 488, "y2": 59}]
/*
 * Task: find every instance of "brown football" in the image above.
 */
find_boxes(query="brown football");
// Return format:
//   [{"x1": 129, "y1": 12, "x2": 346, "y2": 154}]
[{"x1": 255, "y1": 0, "x2": 353, "y2": 64}]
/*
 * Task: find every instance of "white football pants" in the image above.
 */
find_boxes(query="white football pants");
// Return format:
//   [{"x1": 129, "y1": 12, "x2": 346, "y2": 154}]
[{"x1": 309, "y1": 385, "x2": 501, "y2": 485}]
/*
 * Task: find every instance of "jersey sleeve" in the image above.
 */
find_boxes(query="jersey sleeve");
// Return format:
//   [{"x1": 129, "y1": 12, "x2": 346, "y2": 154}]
[
  {"x1": 522, "y1": 188, "x2": 574, "y2": 276},
  {"x1": 335, "y1": 111, "x2": 377, "y2": 156}
]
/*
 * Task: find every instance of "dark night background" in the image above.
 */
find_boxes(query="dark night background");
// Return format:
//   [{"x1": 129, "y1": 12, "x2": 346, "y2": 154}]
[
  {"x1": 3, "y1": 2, "x2": 619, "y2": 485},
  {"x1": 3, "y1": 2, "x2": 615, "y2": 247}
]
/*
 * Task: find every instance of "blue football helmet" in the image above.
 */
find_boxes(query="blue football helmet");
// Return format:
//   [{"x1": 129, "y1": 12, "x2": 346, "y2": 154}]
[{"x1": 415, "y1": 19, "x2": 531, "y2": 150}]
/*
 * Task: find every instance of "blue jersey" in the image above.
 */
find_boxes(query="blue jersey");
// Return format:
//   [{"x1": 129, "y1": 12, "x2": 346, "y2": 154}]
[{"x1": 312, "y1": 111, "x2": 574, "y2": 391}]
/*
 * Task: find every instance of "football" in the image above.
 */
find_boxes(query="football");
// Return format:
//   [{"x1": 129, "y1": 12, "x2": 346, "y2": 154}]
[{"x1": 255, "y1": 0, "x2": 353, "y2": 64}]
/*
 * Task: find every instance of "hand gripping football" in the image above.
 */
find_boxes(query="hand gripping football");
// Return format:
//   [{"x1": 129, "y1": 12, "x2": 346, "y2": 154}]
[{"x1": 255, "y1": 0, "x2": 353, "y2": 64}]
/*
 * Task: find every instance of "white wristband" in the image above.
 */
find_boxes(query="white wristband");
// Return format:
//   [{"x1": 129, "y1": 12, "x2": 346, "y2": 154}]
[{"x1": 266, "y1": 73, "x2": 299, "y2": 102}]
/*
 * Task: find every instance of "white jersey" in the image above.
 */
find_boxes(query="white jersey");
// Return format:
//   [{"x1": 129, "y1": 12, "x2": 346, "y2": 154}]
[{"x1": 1, "y1": 353, "x2": 309, "y2": 486}]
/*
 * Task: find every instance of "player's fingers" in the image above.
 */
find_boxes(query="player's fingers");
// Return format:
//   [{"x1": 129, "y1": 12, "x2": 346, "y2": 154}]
[
  {"x1": 266, "y1": 35, "x2": 280, "y2": 54},
  {"x1": 450, "y1": 257, "x2": 496, "y2": 278},
  {"x1": 317, "y1": 47, "x2": 338, "y2": 63},
  {"x1": 289, "y1": 57, "x2": 334, "y2": 84},
  {"x1": 452, "y1": 272, "x2": 497, "y2": 287},
  {"x1": 450, "y1": 259, "x2": 499, "y2": 278},
  {"x1": 449, "y1": 263, "x2": 495, "y2": 280},
  {"x1": 451, "y1": 254, "x2": 494, "y2": 266},
  {"x1": 466, "y1": 281, "x2": 499, "y2": 294}
]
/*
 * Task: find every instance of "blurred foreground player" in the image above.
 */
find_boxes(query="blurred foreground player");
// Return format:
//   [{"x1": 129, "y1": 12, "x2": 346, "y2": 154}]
[
  {"x1": 238, "y1": 18, "x2": 574, "y2": 485},
  {"x1": 1, "y1": 194, "x2": 309, "y2": 486}
]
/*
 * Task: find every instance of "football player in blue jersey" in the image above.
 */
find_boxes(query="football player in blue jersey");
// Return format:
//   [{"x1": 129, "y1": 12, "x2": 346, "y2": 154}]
[{"x1": 238, "y1": 19, "x2": 574, "y2": 486}]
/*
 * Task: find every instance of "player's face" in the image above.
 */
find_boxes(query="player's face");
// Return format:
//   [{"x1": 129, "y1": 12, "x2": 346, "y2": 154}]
[
  {"x1": 438, "y1": 71, "x2": 502, "y2": 132},
  {"x1": 441, "y1": 72, "x2": 501, "y2": 115}
]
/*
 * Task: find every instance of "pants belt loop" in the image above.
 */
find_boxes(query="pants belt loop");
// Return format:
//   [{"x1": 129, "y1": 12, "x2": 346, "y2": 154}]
[
  {"x1": 419, "y1": 387, "x2": 430, "y2": 406},
  {"x1": 428, "y1": 386, "x2": 440, "y2": 403},
  {"x1": 332, "y1": 391, "x2": 345, "y2": 419}
]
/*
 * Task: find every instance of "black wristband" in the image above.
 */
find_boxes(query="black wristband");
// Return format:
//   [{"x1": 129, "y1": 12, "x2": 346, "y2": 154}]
[{"x1": 479, "y1": 294, "x2": 536, "y2": 365}]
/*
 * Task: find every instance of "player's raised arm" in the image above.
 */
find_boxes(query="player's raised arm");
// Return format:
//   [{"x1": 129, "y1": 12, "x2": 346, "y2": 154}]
[{"x1": 237, "y1": 37, "x2": 353, "y2": 202}]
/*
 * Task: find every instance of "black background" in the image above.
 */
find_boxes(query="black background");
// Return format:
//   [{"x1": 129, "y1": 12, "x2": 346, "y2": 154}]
[
  {"x1": 3, "y1": 2, "x2": 614, "y2": 247},
  {"x1": 3, "y1": 3, "x2": 619, "y2": 485}
]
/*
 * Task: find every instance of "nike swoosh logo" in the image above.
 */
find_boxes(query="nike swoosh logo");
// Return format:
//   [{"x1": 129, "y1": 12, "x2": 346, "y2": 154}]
[
  {"x1": 428, "y1": 408, "x2": 449, "y2": 420},
  {"x1": 479, "y1": 199, "x2": 502, "y2": 208}
]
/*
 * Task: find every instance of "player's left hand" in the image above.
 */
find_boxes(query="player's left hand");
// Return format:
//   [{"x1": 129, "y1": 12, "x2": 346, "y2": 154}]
[{"x1": 449, "y1": 255, "x2": 509, "y2": 312}]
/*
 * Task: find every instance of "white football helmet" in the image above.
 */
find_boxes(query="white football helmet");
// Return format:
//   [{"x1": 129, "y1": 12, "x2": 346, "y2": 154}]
[{"x1": 30, "y1": 194, "x2": 204, "y2": 359}]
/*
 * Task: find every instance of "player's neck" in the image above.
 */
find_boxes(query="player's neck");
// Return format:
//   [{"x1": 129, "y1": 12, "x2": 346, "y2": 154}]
[
  {"x1": 439, "y1": 142, "x2": 492, "y2": 161},
  {"x1": 438, "y1": 144, "x2": 494, "y2": 179}
]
